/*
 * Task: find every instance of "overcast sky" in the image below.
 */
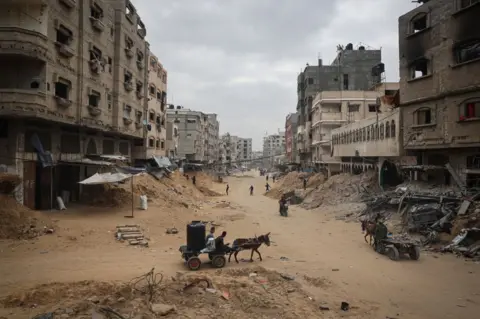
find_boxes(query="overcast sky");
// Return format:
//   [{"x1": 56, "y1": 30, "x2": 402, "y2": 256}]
[{"x1": 135, "y1": 0, "x2": 418, "y2": 151}]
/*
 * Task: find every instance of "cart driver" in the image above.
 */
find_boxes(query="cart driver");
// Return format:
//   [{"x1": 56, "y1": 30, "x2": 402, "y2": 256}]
[{"x1": 215, "y1": 231, "x2": 227, "y2": 252}]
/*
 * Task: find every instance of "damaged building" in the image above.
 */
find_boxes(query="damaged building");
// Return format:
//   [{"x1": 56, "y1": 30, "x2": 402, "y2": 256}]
[
  {"x1": 398, "y1": 0, "x2": 480, "y2": 188},
  {"x1": 0, "y1": 0, "x2": 168, "y2": 209}
]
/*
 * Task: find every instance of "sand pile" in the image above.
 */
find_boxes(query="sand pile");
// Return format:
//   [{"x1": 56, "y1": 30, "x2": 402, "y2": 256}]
[
  {"x1": 301, "y1": 171, "x2": 379, "y2": 209},
  {"x1": 266, "y1": 172, "x2": 326, "y2": 199},
  {"x1": 1, "y1": 266, "x2": 335, "y2": 319},
  {"x1": 81, "y1": 171, "x2": 221, "y2": 209},
  {"x1": 0, "y1": 194, "x2": 53, "y2": 240}
]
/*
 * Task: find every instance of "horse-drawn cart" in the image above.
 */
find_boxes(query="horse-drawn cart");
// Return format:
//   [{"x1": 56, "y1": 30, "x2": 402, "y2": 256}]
[
  {"x1": 374, "y1": 237, "x2": 421, "y2": 261},
  {"x1": 178, "y1": 221, "x2": 230, "y2": 271}
]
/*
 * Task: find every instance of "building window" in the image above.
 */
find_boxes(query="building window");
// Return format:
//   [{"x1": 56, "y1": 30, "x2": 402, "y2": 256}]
[
  {"x1": 410, "y1": 58, "x2": 430, "y2": 79},
  {"x1": 370, "y1": 126, "x2": 374, "y2": 140},
  {"x1": 124, "y1": 70, "x2": 132, "y2": 84},
  {"x1": 162, "y1": 71, "x2": 167, "y2": 84},
  {"x1": 375, "y1": 124, "x2": 379, "y2": 140},
  {"x1": 137, "y1": 19, "x2": 146, "y2": 38},
  {"x1": 107, "y1": 93, "x2": 112, "y2": 110},
  {"x1": 56, "y1": 24, "x2": 73, "y2": 45},
  {"x1": 149, "y1": 84, "x2": 156, "y2": 96},
  {"x1": 453, "y1": 40, "x2": 480, "y2": 65},
  {"x1": 125, "y1": 36, "x2": 134, "y2": 50},
  {"x1": 149, "y1": 110, "x2": 155, "y2": 121},
  {"x1": 459, "y1": 100, "x2": 480, "y2": 120},
  {"x1": 156, "y1": 91, "x2": 161, "y2": 100},
  {"x1": 459, "y1": 0, "x2": 480, "y2": 9},
  {"x1": 123, "y1": 104, "x2": 132, "y2": 118},
  {"x1": 55, "y1": 78, "x2": 70, "y2": 99},
  {"x1": 161, "y1": 140, "x2": 165, "y2": 149},
  {"x1": 348, "y1": 104, "x2": 359, "y2": 112},
  {"x1": 89, "y1": 45, "x2": 102, "y2": 62},
  {"x1": 136, "y1": 110, "x2": 142, "y2": 123},
  {"x1": 380, "y1": 123, "x2": 385, "y2": 139},
  {"x1": 150, "y1": 57, "x2": 157, "y2": 68},
  {"x1": 90, "y1": 3, "x2": 103, "y2": 20},
  {"x1": 125, "y1": 1, "x2": 135, "y2": 23},
  {"x1": 367, "y1": 126, "x2": 371, "y2": 141},
  {"x1": 307, "y1": 78, "x2": 314, "y2": 85},
  {"x1": 148, "y1": 137, "x2": 154, "y2": 148},
  {"x1": 362, "y1": 128, "x2": 366, "y2": 141},
  {"x1": 391, "y1": 120, "x2": 396, "y2": 137},
  {"x1": 155, "y1": 139, "x2": 160, "y2": 148},
  {"x1": 88, "y1": 90, "x2": 101, "y2": 107},
  {"x1": 414, "y1": 107, "x2": 432, "y2": 125},
  {"x1": 410, "y1": 12, "x2": 428, "y2": 34},
  {"x1": 368, "y1": 104, "x2": 380, "y2": 112},
  {"x1": 385, "y1": 121, "x2": 390, "y2": 138},
  {"x1": 343, "y1": 74, "x2": 349, "y2": 90}
]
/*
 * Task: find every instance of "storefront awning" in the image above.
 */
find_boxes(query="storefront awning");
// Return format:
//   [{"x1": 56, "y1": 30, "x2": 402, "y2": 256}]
[{"x1": 78, "y1": 172, "x2": 135, "y2": 185}]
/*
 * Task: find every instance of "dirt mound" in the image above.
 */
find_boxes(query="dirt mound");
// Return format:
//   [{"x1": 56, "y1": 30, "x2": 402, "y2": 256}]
[
  {"x1": 0, "y1": 195, "x2": 53, "y2": 240},
  {"x1": 1, "y1": 267, "x2": 331, "y2": 319},
  {"x1": 266, "y1": 172, "x2": 326, "y2": 199},
  {"x1": 301, "y1": 171, "x2": 379, "y2": 209},
  {"x1": 81, "y1": 171, "x2": 223, "y2": 209}
]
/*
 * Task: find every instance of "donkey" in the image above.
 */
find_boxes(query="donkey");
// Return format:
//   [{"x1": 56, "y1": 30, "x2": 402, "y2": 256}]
[
  {"x1": 228, "y1": 233, "x2": 271, "y2": 263},
  {"x1": 361, "y1": 220, "x2": 376, "y2": 245}
]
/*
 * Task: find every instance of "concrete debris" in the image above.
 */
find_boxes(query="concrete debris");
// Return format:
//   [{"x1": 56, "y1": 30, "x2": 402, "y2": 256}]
[
  {"x1": 150, "y1": 303, "x2": 176, "y2": 316},
  {"x1": 115, "y1": 225, "x2": 148, "y2": 247},
  {"x1": 442, "y1": 228, "x2": 480, "y2": 258}
]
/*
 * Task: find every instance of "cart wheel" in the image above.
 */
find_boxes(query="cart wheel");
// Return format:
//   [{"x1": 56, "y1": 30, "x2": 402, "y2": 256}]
[
  {"x1": 387, "y1": 246, "x2": 400, "y2": 261},
  {"x1": 186, "y1": 256, "x2": 201, "y2": 271},
  {"x1": 409, "y1": 246, "x2": 420, "y2": 260},
  {"x1": 211, "y1": 255, "x2": 226, "y2": 268}
]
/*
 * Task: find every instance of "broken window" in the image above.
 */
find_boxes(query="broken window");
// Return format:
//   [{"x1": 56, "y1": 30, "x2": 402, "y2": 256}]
[
  {"x1": 156, "y1": 115, "x2": 161, "y2": 125},
  {"x1": 124, "y1": 71, "x2": 132, "y2": 83},
  {"x1": 125, "y1": 36, "x2": 134, "y2": 50},
  {"x1": 362, "y1": 128, "x2": 366, "y2": 141},
  {"x1": 125, "y1": 2, "x2": 135, "y2": 22},
  {"x1": 137, "y1": 50, "x2": 144, "y2": 63},
  {"x1": 155, "y1": 139, "x2": 160, "y2": 148},
  {"x1": 161, "y1": 140, "x2": 165, "y2": 149},
  {"x1": 149, "y1": 85, "x2": 156, "y2": 96},
  {"x1": 410, "y1": 12, "x2": 427, "y2": 34},
  {"x1": 453, "y1": 40, "x2": 480, "y2": 64},
  {"x1": 459, "y1": 100, "x2": 480, "y2": 120},
  {"x1": 368, "y1": 104, "x2": 380, "y2": 112},
  {"x1": 90, "y1": 46, "x2": 102, "y2": 61},
  {"x1": 385, "y1": 121, "x2": 390, "y2": 138},
  {"x1": 415, "y1": 107, "x2": 432, "y2": 125},
  {"x1": 90, "y1": 3, "x2": 103, "y2": 19},
  {"x1": 148, "y1": 137, "x2": 154, "y2": 148},
  {"x1": 55, "y1": 78, "x2": 70, "y2": 99},
  {"x1": 136, "y1": 110, "x2": 142, "y2": 123},
  {"x1": 410, "y1": 58, "x2": 430, "y2": 79},
  {"x1": 375, "y1": 124, "x2": 379, "y2": 140},
  {"x1": 391, "y1": 120, "x2": 396, "y2": 137},
  {"x1": 162, "y1": 72, "x2": 167, "y2": 84},
  {"x1": 370, "y1": 126, "x2": 374, "y2": 140},
  {"x1": 88, "y1": 90, "x2": 101, "y2": 107},
  {"x1": 156, "y1": 91, "x2": 161, "y2": 100},
  {"x1": 107, "y1": 93, "x2": 112, "y2": 110},
  {"x1": 107, "y1": 57, "x2": 112, "y2": 73},
  {"x1": 348, "y1": 104, "x2": 359, "y2": 112},
  {"x1": 459, "y1": 0, "x2": 480, "y2": 9},
  {"x1": 123, "y1": 104, "x2": 132, "y2": 118},
  {"x1": 136, "y1": 81, "x2": 143, "y2": 93},
  {"x1": 56, "y1": 25, "x2": 72, "y2": 45},
  {"x1": 137, "y1": 19, "x2": 146, "y2": 38},
  {"x1": 343, "y1": 74, "x2": 349, "y2": 90},
  {"x1": 367, "y1": 126, "x2": 371, "y2": 141},
  {"x1": 149, "y1": 111, "x2": 155, "y2": 121},
  {"x1": 30, "y1": 81, "x2": 39, "y2": 89}
]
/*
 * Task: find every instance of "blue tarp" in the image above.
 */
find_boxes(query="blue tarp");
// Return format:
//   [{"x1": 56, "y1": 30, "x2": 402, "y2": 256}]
[{"x1": 31, "y1": 133, "x2": 54, "y2": 167}]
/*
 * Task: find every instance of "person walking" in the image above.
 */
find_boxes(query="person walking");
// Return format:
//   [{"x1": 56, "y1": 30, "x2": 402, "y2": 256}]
[
  {"x1": 272, "y1": 175, "x2": 276, "y2": 183},
  {"x1": 249, "y1": 185, "x2": 254, "y2": 195},
  {"x1": 303, "y1": 178, "x2": 307, "y2": 190},
  {"x1": 226, "y1": 184, "x2": 230, "y2": 195},
  {"x1": 192, "y1": 175, "x2": 196, "y2": 185},
  {"x1": 265, "y1": 182, "x2": 270, "y2": 192}
]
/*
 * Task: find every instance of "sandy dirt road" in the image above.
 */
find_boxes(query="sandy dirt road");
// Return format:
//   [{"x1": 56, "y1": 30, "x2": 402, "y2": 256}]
[{"x1": 0, "y1": 172, "x2": 479, "y2": 318}]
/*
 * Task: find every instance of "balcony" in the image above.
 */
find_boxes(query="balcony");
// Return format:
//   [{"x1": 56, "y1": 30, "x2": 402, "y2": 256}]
[
  {"x1": 136, "y1": 60, "x2": 144, "y2": 70},
  {"x1": 59, "y1": 0, "x2": 76, "y2": 8},
  {"x1": 125, "y1": 48, "x2": 134, "y2": 59},
  {"x1": 0, "y1": 27, "x2": 49, "y2": 61},
  {"x1": 55, "y1": 42, "x2": 75, "y2": 58},
  {"x1": 55, "y1": 96, "x2": 72, "y2": 108},
  {"x1": 314, "y1": 112, "x2": 347, "y2": 126},
  {"x1": 89, "y1": 17, "x2": 105, "y2": 32},
  {"x1": 124, "y1": 82, "x2": 133, "y2": 91},
  {"x1": 0, "y1": 89, "x2": 47, "y2": 115},
  {"x1": 87, "y1": 105, "x2": 101, "y2": 116}
]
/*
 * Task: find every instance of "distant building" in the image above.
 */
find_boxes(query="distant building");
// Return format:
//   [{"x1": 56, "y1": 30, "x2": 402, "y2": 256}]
[
  {"x1": 285, "y1": 113, "x2": 298, "y2": 163},
  {"x1": 262, "y1": 133, "x2": 285, "y2": 168}
]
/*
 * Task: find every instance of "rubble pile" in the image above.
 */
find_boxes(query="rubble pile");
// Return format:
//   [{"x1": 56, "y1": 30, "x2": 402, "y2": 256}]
[
  {"x1": 359, "y1": 181, "x2": 480, "y2": 259},
  {"x1": 0, "y1": 173, "x2": 22, "y2": 194},
  {"x1": 266, "y1": 171, "x2": 325, "y2": 199},
  {"x1": 301, "y1": 171, "x2": 379, "y2": 209},
  {"x1": 115, "y1": 225, "x2": 148, "y2": 247},
  {"x1": 0, "y1": 267, "x2": 332, "y2": 319},
  {"x1": 0, "y1": 194, "x2": 54, "y2": 240},
  {"x1": 82, "y1": 171, "x2": 220, "y2": 209}
]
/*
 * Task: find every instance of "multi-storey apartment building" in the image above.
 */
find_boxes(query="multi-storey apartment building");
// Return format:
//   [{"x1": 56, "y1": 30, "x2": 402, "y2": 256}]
[
  {"x1": 204, "y1": 114, "x2": 220, "y2": 163},
  {"x1": 310, "y1": 90, "x2": 383, "y2": 169},
  {"x1": 285, "y1": 113, "x2": 298, "y2": 163},
  {"x1": 296, "y1": 46, "x2": 382, "y2": 164},
  {"x1": 219, "y1": 133, "x2": 238, "y2": 164},
  {"x1": 262, "y1": 133, "x2": 285, "y2": 168},
  {"x1": 145, "y1": 53, "x2": 167, "y2": 157},
  {"x1": 166, "y1": 106, "x2": 205, "y2": 161},
  {"x1": 0, "y1": 0, "x2": 157, "y2": 209},
  {"x1": 165, "y1": 118, "x2": 178, "y2": 159},
  {"x1": 237, "y1": 138, "x2": 253, "y2": 161},
  {"x1": 398, "y1": 0, "x2": 480, "y2": 188}
]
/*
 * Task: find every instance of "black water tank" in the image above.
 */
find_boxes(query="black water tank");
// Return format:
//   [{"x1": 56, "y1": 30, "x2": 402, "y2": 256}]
[
  {"x1": 187, "y1": 221, "x2": 206, "y2": 251},
  {"x1": 346, "y1": 43, "x2": 353, "y2": 50}
]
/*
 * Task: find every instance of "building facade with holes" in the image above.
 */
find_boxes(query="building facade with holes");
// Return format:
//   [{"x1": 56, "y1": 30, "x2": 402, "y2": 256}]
[
  {"x1": 399, "y1": 0, "x2": 480, "y2": 188},
  {"x1": 310, "y1": 90, "x2": 382, "y2": 175},
  {"x1": 144, "y1": 53, "x2": 168, "y2": 158},
  {"x1": 0, "y1": 0, "x2": 166, "y2": 209}
]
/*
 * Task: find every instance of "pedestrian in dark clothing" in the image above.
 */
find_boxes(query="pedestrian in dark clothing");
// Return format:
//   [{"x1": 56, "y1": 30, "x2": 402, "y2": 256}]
[
  {"x1": 192, "y1": 175, "x2": 196, "y2": 185},
  {"x1": 303, "y1": 178, "x2": 307, "y2": 190},
  {"x1": 226, "y1": 184, "x2": 229, "y2": 195},
  {"x1": 265, "y1": 183, "x2": 270, "y2": 192},
  {"x1": 266, "y1": 175, "x2": 269, "y2": 182},
  {"x1": 215, "y1": 231, "x2": 227, "y2": 252},
  {"x1": 249, "y1": 185, "x2": 254, "y2": 195},
  {"x1": 272, "y1": 176, "x2": 276, "y2": 183}
]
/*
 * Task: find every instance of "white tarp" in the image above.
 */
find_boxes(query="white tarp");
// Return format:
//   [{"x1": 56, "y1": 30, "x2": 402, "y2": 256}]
[{"x1": 78, "y1": 172, "x2": 132, "y2": 185}]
